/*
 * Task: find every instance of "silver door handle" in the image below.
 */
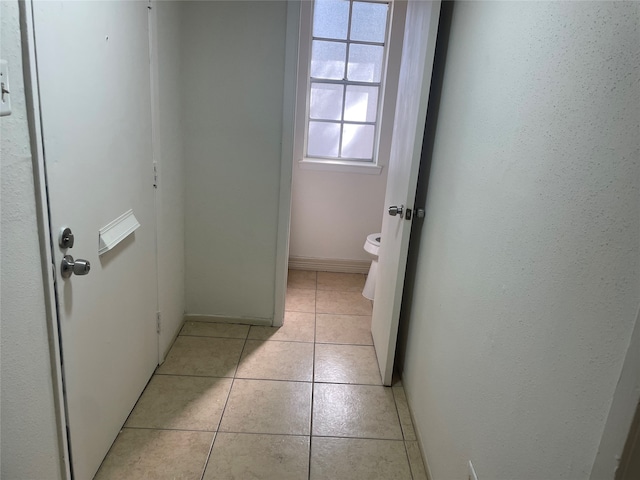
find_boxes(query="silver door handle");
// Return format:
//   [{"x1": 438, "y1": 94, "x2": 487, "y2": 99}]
[
  {"x1": 61, "y1": 255, "x2": 91, "y2": 278},
  {"x1": 388, "y1": 205, "x2": 404, "y2": 217}
]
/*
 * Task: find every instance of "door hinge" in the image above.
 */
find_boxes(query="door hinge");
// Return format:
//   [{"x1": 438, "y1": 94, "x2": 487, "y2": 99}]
[
  {"x1": 156, "y1": 312, "x2": 161, "y2": 334},
  {"x1": 153, "y1": 161, "x2": 158, "y2": 188}
]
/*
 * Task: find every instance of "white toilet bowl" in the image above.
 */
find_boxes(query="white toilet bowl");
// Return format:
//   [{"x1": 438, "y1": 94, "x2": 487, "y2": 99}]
[{"x1": 362, "y1": 233, "x2": 381, "y2": 300}]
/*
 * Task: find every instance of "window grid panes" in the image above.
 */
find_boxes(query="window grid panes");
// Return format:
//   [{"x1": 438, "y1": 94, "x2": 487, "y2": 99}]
[{"x1": 306, "y1": 0, "x2": 390, "y2": 162}]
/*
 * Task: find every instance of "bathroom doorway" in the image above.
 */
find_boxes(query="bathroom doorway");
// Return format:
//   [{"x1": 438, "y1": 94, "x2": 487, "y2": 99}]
[
  {"x1": 281, "y1": 0, "x2": 443, "y2": 384},
  {"x1": 286, "y1": 0, "x2": 407, "y2": 302}
]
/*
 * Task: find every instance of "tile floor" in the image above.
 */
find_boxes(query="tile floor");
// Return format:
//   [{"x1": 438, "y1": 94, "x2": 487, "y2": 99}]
[{"x1": 94, "y1": 270, "x2": 427, "y2": 480}]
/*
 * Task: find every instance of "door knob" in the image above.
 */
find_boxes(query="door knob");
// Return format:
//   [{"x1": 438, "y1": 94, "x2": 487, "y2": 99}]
[
  {"x1": 61, "y1": 255, "x2": 91, "y2": 278},
  {"x1": 388, "y1": 205, "x2": 404, "y2": 217}
]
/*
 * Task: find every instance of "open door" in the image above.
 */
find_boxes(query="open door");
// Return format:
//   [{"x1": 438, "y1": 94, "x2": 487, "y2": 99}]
[
  {"x1": 31, "y1": 2, "x2": 159, "y2": 478},
  {"x1": 371, "y1": 0, "x2": 441, "y2": 386}
]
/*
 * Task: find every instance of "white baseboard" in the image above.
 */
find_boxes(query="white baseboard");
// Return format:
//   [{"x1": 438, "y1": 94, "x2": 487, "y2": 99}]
[
  {"x1": 288, "y1": 256, "x2": 371, "y2": 274},
  {"x1": 184, "y1": 314, "x2": 272, "y2": 327}
]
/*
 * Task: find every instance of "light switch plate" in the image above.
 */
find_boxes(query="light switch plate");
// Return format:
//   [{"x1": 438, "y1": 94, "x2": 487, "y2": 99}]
[{"x1": 1, "y1": 60, "x2": 12, "y2": 117}]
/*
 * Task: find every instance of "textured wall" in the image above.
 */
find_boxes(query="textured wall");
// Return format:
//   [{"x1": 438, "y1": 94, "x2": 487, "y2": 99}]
[
  {"x1": 401, "y1": 2, "x2": 640, "y2": 479},
  {"x1": 183, "y1": 1, "x2": 286, "y2": 320},
  {"x1": 0, "y1": 0, "x2": 64, "y2": 477}
]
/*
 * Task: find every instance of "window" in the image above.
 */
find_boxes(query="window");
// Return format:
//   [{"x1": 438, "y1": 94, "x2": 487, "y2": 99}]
[{"x1": 303, "y1": 0, "x2": 393, "y2": 165}]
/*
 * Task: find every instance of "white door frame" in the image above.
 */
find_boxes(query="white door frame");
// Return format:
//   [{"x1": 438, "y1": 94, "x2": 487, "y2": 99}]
[
  {"x1": 273, "y1": 0, "x2": 301, "y2": 327},
  {"x1": 20, "y1": 0, "x2": 72, "y2": 477}
]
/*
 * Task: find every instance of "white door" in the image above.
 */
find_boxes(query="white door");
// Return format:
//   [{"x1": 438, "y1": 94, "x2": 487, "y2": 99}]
[
  {"x1": 372, "y1": 0, "x2": 441, "y2": 386},
  {"x1": 32, "y1": 2, "x2": 159, "y2": 478}
]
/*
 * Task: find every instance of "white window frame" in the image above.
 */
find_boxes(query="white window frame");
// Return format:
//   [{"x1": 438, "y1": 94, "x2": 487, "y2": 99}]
[{"x1": 294, "y1": 0, "x2": 406, "y2": 174}]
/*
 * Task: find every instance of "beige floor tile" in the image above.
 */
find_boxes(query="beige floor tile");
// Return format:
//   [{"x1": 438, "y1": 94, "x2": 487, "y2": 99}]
[
  {"x1": 316, "y1": 314, "x2": 372, "y2": 345},
  {"x1": 125, "y1": 375, "x2": 232, "y2": 431},
  {"x1": 203, "y1": 433, "x2": 309, "y2": 480},
  {"x1": 316, "y1": 290, "x2": 372, "y2": 315},
  {"x1": 220, "y1": 379, "x2": 312, "y2": 435},
  {"x1": 310, "y1": 437, "x2": 412, "y2": 480},
  {"x1": 317, "y1": 271, "x2": 366, "y2": 292},
  {"x1": 314, "y1": 344, "x2": 381, "y2": 385},
  {"x1": 287, "y1": 269, "x2": 316, "y2": 290},
  {"x1": 94, "y1": 428, "x2": 213, "y2": 480},
  {"x1": 312, "y1": 384, "x2": 402, "y2": 439},
  {"x1": 392, "y1": 384, "x2": 417, "y2": 440},
  {"x1": 180, "y1": 321, "x2": 249, "y2": 339},
  {"x1": 248, "y1": 311, "x2": 315, "y2": 343},
  {"x1": 236, "y1": 340, "x2": 314, "y2": 382},
  {"x1": 285, "y1": 288, "x2": 316, "y2": 313},
  {"x1": 157, "y1": 337, "x2": 244, "y2": 377},
  {"x1": 405, "y1": 441, "x2": 428, "y2": 480}
]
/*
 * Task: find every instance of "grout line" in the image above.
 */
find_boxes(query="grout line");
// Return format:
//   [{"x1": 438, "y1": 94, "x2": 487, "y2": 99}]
[
  {"x1": 314, "y1": 340, "x2": 375, "y2": 346},
  {"x1": 123, "y1": 425, "x2": 217, "y2": 434},
  {"x1": 154, "y1": 372, "x2": 386, "y2": 387},
  {"x1": 178, "y1": 334, "x2": 249, "y2": 340},
  {"x1": 120, "y1": 425, "x2": 406, "y2": 442},
  {"x1": 310, "y1": 434, "x2": 406, "y2": 442},
  {"x1": 312, "y1": 380, "x2": 384, "y2": 387},
  {"x1": 243, "y1": 338, "x2": 316, "y2": 345},
  {"x1": 234, "y1": 375, "x2": 314, "y2": 383},
  {"x1": 199, "y1": 432, "x2": 217, "y2": 480},
  {"x1": 154, "y1": 372, "x2": 236, "y2": 379},
  {"x1": 392, "y1": 381, "x2": 416, "y2": 479},
  {"x1": 308, "y1": 283, "x2": 318, "y2": 480},
  {"x1": 198, "y1": 330, "x2": 251, "y2": 480},
  {"x1": 405, "y1": 439, "x2": 417, "y2": 480},
  {"x1": 391, "y1": 383, "x2": 408, "y2": 440}
]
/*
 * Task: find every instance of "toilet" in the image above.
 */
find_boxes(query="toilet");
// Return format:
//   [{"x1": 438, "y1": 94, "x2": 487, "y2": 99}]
[{"x1": 362, "y1": 233, "x2": 381, "y2": 300}]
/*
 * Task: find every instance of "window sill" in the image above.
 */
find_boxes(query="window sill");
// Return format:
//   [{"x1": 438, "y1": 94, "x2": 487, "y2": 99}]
[{"x1": 298, "y1": 158, "x2": 383, "y2": 175}]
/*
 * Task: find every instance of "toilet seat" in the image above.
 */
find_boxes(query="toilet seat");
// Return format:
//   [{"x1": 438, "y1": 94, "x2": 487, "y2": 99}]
[{"x1": 364, "y1": 233, "x2": 381, "y2": 256}]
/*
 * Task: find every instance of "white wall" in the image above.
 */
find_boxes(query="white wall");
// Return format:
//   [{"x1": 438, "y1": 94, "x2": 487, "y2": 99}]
[
  {"x1": 401, "y1": 2, "x2": 640, "y2": 479},
  {"x1": 0, "y1": 0, "x2": 64, "y2": 477},
  {"x1": 183, "y1": 1, "x2": 287, "y2": 321},
  {"x1": 153, "y1": 0, "x2": 185, "y2": 358},
  {"x1": 289, "y1": 169, "x2": 387, "y2": 262}
]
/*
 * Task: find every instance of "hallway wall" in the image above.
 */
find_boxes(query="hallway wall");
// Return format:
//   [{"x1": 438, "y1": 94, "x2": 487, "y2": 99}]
[
  {"x1": 0, "y1": 1, "x2": 64, "y2": 477},
  {"x1": 401, "y1": 2, "x2": 640, "y2": 479},
  {"x1": 182, "y1": 1, "x2": 287, "y2": 321}
]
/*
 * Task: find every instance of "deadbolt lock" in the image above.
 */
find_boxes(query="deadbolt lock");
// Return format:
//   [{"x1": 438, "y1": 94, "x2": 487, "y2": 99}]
[{"x1": 59, "y1": 227, "x2": 75, "y2": 249}]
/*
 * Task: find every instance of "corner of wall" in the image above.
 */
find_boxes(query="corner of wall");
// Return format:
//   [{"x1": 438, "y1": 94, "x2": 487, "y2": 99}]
[{"x1": 590, "y1": 305, "x2": 640, "y2": 479}]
